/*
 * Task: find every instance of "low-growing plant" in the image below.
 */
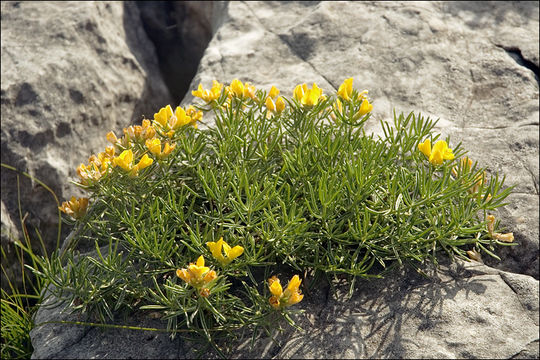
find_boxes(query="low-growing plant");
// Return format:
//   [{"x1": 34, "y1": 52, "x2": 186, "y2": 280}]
[{"x1": 27, "y1": 77, "x2": 516, "y2": 356}]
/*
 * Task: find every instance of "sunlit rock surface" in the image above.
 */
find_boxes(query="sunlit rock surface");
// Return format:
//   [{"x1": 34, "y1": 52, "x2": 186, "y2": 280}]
[{"x1": 28, "y1": 1, "x2": 538, "y2": 358}]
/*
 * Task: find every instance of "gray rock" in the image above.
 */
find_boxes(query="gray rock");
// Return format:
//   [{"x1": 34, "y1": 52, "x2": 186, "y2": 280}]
[
  {"x1": 274, "y1": 260, "x2": 539, "y2": 359},
  {"x1": 1, "y1": 1, "x2": 172, "y2": 290},
  {"x1": 29, "y1": 1, "x2": 539, "y2": 358}
]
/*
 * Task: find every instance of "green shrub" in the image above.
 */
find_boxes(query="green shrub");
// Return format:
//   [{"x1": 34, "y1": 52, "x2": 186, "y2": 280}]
[{"x1": 28, "y1": 78, "x2": 515, "y2": 356}]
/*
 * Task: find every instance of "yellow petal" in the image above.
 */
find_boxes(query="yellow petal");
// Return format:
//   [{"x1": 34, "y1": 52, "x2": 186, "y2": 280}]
[
  {"x1": 207, "y1": 240, "x2": 225, "y2": 264},
  {"x1": 146, "y1": 138, "x2": 162, "y2": 156},
  {"x1": 275, "y1": 97, "x2": 286, "y2": 113},
  {"x1": 333, "y1": 99, "x2": 343, "y2": 114},
  {"x1": 222, "y1": 240, "x2": 231, "y2": 255},
  {"x1": 487, "y1": 215, "x2": 496, "y2": 236},
  {"x1": 188, "y1": 264, "x2": 209, "y2": 279},
  {"x1": 106, "y1": 131, "x2": 118, "y2": 144},
  {"x1": 176, "y1": 269, "x2": 191, "y2": 283},
  {"x1": 286, "y1": 275, "x2": 302, "y2": 293},
  {"x1": 337, "y1": 78, "x2": 353, "y2": 101},
  {"x1": 154, "y1": 105, "x2": 173, "y2": 127},
  {"x1": 429, "y1": 148, "x2": 444, "y2": 165},
  {"x1": 162, "y1": 142, "x2": 175, "y2": 157},
  {"x1": 293, "y1": 84, "x2": 305, "y2": 101},
  {"x1": 269, "y1": 280, "x2": 283, "y2": 297},
  {"x1": 203, "y1": 270, "x2": 217, "y2": 283},
  {"x1": 265, "y1": 96, "x2": 276, "y2": 112},
  {"x1": 269, "y1": 295, "x2": 280, "y2": 309},
  {"x1": 192, "y1": 84, "x2": 205, "y2": 98},
  {"x1": 114, "y1": 149, "x2": 134, "y2": 171},
  {"x1": 136, "y1": 154, "x2": 153, "y2": 171},
  {"x1": 432, "y1": 140, "x2": 448, "y2": 154},
  {"x1": 357, "y1": 99, "x2": 373, "y2": 117},
  {"x1": 467, "y1": 249, "x2": 482, "y2": 262},
  {"x1": 287, "y1": 292, "x2": 303, "y2": 306},
  {"x1": 227, "y1": 245, "x2": 244, "y2": 261},
  {"x1": 442, "y1": 147, "x2": 454, "y2": 161},
  {"x1": 196, "y1": 255, "x2": 205, "y2": 267},
  {"x1": 418, "y1": 139, "x2": 431, "y2": 157},
  {"x1": 269, "y1": 85, "x2": 280, "y2": 99},
  {"x1": 231, "y1": 79, "x2": 244, "y2": 97},
  {"x1": 268, "y1": 276, "x2": 279, "y2": 287}
]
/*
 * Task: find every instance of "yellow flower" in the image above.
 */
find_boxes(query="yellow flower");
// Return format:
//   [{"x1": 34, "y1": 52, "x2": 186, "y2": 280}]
[
  {"x1": 106, "y1": 131, "x2": 118, "y2": 144},
  {"x1": 293, "y1": 83, "x2": 323, "y2": 107},
  {"x1": 136, "y1": 154, "x2": 153, "y2": 171},
  {"x1": 418, "y1": 139, "x2": 431, "y2": 157},
  {"x1": 77, "y1": 162, "x2": 103, "y2": 185},
  {"x1": 186, "y1": 105, "x2": 203, "y2": 128},
  {"x1": 59, "y1": 196, "x2": 89, "y2": 219},
  {"x1": 152, "y1": 104, "x2": 199, "y2": 133},
  {"x1": 357, "y1": 90, "x2": 369, "y2": 101},
  {"x1": 123, "y1": 120, "x2": 156, "y2": 142},
  {"x1": 268, "y1": 85, "x2": 280, "y2": 99},
  {"x1": 175, "y1": 106, "x2": 191, "y2": 128},
  {"x1": 265, "y1": 96, "x2": 276, "y2": 112},
  {"x1": 113, "y1": 149, "x2": 153, "y2": 176},
  {"x1": 153, "y1": 105, "x2": 174, "y2": 128},
  {"x1": 192, "y1": 80, "x2": 223, "y2": 103},
  {"x1": 268, "y1": 275, "x2": 304, "y2": 309},
  {"x1": 80, "y1": 146, "x2": 115, "y2": 184},
  {"x1": 230, "y1": 79, "x2": 245, "y2": 97},
  {"x1": 176, "y1": 255, "x2": 217, "y2": 291},
  {"x1": 418, "y1": 139, "x2": 454, "y2": 165},
  {"x1": 354, "y1": 98, "x2": 373, "y2": 119},
  {"x1": 275, "y1": 97, "x2": 286, "y2": 113},
  {"x1": 206, "y1": 237, "x2": 244, "y2": 266},
  {"x1": 337, "y1": 78, "x2": 353, "y2": 101},
  {"x1": 146, "y1": 138, "x2": 176, "y2": 159},
  {"x1": 113, "y1": 149, "x2": 134, "y2": 172},
  {"x1": 494, "y1": 233, "x2": 514, "y2": 243},
  {"x1": 265, "y1": 96, "x2": 286, "y2": 116},
  {"x1": 432, "y1": 140, "x2": 454, "y2": 165}
]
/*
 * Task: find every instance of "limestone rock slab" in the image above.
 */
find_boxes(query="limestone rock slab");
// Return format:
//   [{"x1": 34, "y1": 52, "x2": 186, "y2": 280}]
[
  {"x1": 30, "y1": 1, "x2": 539, "y2": 358},
  {"x1": 1, "y1": 1, "x2": 172, "y2": 288}
]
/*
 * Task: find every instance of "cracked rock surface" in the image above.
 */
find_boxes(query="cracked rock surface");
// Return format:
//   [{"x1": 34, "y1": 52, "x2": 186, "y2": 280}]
[{"x1": 29, "y1": 1, "x2": 538, "y2": 358}]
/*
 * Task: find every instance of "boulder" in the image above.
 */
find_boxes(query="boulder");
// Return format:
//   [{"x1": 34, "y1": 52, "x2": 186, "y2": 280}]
[
  {"x1": 1, "y1": 2, "x2": 172, "y2": 290},
  {"x1": 29, "y1": 1, "x2": 539, "y2": 358}
]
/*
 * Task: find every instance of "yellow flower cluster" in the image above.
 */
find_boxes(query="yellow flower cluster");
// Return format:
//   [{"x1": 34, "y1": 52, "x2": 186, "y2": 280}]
[
  {"x1": 145, "y1": 138, "x2": 176, "y2": 159},
  {"x1": 265, "y1": 85, "x2": 286, "y2": 116},
  {"x1": 192, "y1": 80, "x2": 223, "y2": 103},
  {"x1": 58, "y1": 196, "x2": 89, "y2": 219},
  {"x1": 62, "y1": 100, "x2": 205, "y2": 219},
  {"x1": 206, "y1": 237, "x2": 244, "y2": 266},
  {"x1": 332, "y1": 78, "x2": 373, "y2": 122},
  {"x1": 76, "y1": 146, "x2": 116, "y2": 186},
  {"x1": 268, "y1": 275, "x2": 304, "y2": 309},
  {"x1": 176, "y1": 255, "x2": 217, "y2": 297},
  {"x1": 153, "y1": 104, "x2": 202, "y2": 137},
  {"x1": 418, "y1": 139, "x2": 455, "y2": 165},
  {"x1": 293, "y1": 83, "x2": 324, "y2": 107},
  {"x1": 226, "y1": 79, "x2": 257, "y2": 100},
  {"x1": 112, "y1": 149, "x2": 153, "y2": 177}
]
